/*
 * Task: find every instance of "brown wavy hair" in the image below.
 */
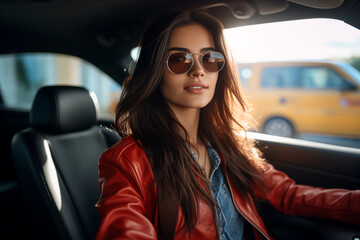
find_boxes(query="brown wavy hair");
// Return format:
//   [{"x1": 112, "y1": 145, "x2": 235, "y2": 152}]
[{"x1": 115, "y1": 9, "x2": 265, "y2": 236}]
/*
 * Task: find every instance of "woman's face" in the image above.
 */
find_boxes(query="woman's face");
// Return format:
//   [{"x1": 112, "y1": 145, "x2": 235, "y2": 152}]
[{"x1": 161, "y1": 24, "x2": 219, "y2": 112}]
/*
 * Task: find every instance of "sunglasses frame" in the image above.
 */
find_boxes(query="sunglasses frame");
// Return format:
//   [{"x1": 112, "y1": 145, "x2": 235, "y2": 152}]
[{"x1": 166, "y1": 51, "x2": 225, "y2": 75}]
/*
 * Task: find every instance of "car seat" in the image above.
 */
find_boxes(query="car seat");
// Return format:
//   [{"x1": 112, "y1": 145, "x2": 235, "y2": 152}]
[{"x1": 11, "y1": 86, "x2": 120, "y2": 240}]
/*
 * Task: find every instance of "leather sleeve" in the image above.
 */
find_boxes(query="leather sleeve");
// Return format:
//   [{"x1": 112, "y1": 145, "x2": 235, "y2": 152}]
[
  {"x1": 253, "y1": 163, "x2": 360, "y2": 224},
  {"x1": 95, "y1": 142, "x2": 158, "y2": 240}
]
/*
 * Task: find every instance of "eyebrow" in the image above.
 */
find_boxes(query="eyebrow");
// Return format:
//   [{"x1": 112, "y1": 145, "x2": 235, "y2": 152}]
[{"x1": 168, "y1": 47, "x2": 217, "y2": 53}]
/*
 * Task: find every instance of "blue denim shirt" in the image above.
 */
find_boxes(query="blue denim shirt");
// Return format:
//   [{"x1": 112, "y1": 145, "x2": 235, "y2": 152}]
[{"x1": 208, "y1": 147, "x2": 244, "y2": 240}]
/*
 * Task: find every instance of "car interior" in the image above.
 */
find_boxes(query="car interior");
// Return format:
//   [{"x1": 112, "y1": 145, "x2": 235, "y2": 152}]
[{"x1": 0, "y1": 0, "x2": 359, "y2": 239}]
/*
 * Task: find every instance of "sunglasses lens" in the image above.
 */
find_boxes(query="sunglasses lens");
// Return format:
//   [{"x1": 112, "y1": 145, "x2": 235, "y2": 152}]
[
  {"x1": 168, "y1": 52, "x2": 193, "y2": 74},
  {"x1": 202, "y1": 52, "x2": 225, "y2": 72}
]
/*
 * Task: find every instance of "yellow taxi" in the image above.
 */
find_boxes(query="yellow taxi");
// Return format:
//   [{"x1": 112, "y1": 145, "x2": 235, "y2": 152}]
[{"x1": 239, "y1": 60, "x2": 360, "y2": 138}]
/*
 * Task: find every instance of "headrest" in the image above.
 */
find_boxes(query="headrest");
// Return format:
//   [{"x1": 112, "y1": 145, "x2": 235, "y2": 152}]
[{"x1": 30, "y1": 86, "x2": 98, "y2": 134}]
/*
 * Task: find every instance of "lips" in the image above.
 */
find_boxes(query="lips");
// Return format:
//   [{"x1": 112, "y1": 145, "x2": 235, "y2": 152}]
[{"x1": 184, "y1": 82, "x2": 208, "y2": 94}]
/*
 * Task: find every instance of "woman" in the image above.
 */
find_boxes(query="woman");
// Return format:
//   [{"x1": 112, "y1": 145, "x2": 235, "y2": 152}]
[{"x1": 95, "y1": 10, "x2": 360, "y2": 240}]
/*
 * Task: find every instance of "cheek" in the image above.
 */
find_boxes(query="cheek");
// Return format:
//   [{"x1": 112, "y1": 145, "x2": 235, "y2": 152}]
[
  {"x1": 210, "y1": 74, "x2": 219, "y2": 92},
  {"x1": 160, "y1": 71, "x2": 180, "y2": 97},
  {"x1": 161, "y1": 71, "x2": 171, "y2": 94}
]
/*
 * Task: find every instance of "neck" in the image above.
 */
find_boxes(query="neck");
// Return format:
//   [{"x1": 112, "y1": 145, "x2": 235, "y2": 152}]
[{"x1": 168, "y1": 103, "x2": 200, "y2": 146}]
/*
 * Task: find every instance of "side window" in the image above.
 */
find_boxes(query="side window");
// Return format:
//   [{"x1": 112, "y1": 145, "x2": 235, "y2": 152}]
[
  {"x1": 0, "y1": 54, "x2": 56, "y2": 110},
  {"x1": 0, "y1": 53, "x2": 122, "y2": 119},
  {"x1": 225, "y1": 18, "x2": 360, "y2": 148},
  {"x1": 300, "y1": 67, "x2": 345, "y2": 89},
  {"x1": 261, "y1": 67, "x2": 300, "y2": 88}
]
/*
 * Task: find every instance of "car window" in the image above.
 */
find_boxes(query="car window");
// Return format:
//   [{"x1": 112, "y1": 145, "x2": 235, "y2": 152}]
[
  {"x1": 301, "y1": 67, "x2": 344, "y2": 89},
  {"x1": 261, "y1": 66, "x2": 348, "y2": 89},
  {"x1": 338, "y1": 61, "x2": 360, "y2": 85},
  {"x1": 224, "y1": 18, "x2": 360, "y2": 148},
  {"x1": 261, "y1": 67, "x2": 300, "y2": 88},
  {"x1": 0, "y1": 53, "x2": 122, "y2": 119}
]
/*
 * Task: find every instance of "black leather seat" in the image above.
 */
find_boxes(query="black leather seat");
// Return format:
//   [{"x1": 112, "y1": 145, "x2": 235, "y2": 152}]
[{"x1": 11, "y1": 86, "x2": 120, "y2": 240}]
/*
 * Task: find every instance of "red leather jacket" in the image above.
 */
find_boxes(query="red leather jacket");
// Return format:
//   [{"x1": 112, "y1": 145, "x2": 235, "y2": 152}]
[{"x1": 95, "y1": 137, "x2": 360, "y2": 240}]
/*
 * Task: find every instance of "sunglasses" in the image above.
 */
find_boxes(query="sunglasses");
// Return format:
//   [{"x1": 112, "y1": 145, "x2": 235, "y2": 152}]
[{"x1": 166, "y1": 51, "x2": 225, "y2": 74}]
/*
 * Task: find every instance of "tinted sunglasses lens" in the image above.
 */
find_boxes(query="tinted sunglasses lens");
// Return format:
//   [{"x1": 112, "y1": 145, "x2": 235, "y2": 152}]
[
  {"x1": 202, "y1": 52, "x2": 225, "y2": 72},
  {"x1": 168, "y1": 52, "x2": 193, "y2": 74}
]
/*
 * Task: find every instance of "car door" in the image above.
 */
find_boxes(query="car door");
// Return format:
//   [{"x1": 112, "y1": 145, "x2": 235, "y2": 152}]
[
  {"x1": 250, "y1": 132, "x2": 360, "y2": 240},
  {"x1": 298, "y1": 64, "x2": 360, "y2": 138},
  {"x1": 246, "y1": 64, "x2": 331, "y2": 137}
]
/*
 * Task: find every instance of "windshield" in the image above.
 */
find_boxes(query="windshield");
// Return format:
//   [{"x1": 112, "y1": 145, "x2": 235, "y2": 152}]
[{"x1": 338, "y1": 61, "x2": 360, "y2": 84}]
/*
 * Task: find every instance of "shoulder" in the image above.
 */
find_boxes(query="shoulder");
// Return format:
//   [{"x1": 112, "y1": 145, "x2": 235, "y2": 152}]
[
  {"x1": 97, "y1": 137, "x2": 157, "y2": 217},
  {"x1": 102, "y1": 136, "x2": 143, "y2": 158},
  {"x1": 100, "y1": 136, "x2": 150, "y2": 171}
]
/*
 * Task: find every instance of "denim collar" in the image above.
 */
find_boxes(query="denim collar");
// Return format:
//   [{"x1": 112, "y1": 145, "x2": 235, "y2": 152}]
[{"x1": 208, "y1": 147, "x2": 222, "y2": 181}]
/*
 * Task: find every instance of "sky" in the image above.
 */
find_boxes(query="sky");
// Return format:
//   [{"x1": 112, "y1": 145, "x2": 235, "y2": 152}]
[{"x1": 223, "y1": 18, "x2": 360, "y2": 63}]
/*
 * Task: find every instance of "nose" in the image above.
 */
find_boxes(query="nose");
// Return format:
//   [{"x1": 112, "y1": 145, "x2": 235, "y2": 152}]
[{"x1": 188, "y1": 55, "x2": 205, "y2": 78}]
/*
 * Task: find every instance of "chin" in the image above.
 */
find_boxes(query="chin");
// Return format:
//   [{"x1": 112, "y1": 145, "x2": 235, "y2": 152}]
[{"x1": 191, "y1": 103, "x2": 210, "y2": 109}]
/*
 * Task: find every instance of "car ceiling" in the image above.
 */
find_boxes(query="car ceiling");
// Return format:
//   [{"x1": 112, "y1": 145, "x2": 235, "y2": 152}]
[{"x1": 1, "y1": 0, "x2": 360, "y2": 85}]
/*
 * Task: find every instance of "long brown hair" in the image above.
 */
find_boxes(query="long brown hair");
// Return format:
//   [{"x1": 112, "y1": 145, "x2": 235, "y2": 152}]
[{"x1": 115, "y1": 9, "x2": 265, "y2": 235}]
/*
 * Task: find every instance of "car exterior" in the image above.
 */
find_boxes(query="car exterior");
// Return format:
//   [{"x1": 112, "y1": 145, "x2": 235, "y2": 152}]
[{"x1": 239, "y1": 60, "x2": 360, "y2": 138}]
